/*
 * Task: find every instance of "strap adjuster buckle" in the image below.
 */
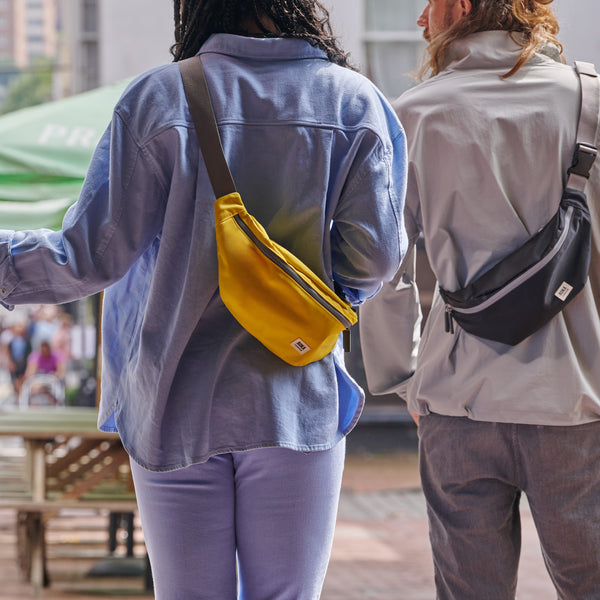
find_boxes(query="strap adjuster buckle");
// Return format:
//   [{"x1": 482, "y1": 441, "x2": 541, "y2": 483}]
[{"x1": 568, "y1": 143, "x2": 598, "y2": 179}]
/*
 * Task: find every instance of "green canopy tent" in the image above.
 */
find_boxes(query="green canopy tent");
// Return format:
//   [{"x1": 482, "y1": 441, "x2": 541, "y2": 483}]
[{"x1": 0, "y1": 79, "x2": 129, "y2": 230}]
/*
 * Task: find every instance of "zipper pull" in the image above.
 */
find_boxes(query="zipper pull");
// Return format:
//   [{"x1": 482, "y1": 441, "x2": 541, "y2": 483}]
[
  {"x1": 343, "y1": 328, "x2": 352, "y2": 352},
  {"x1": 445, "y1": 305, "x2": 455, "y2": 334}
]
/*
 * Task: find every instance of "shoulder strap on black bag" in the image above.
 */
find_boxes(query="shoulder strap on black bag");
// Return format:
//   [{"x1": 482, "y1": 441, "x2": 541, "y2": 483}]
[
  {"x1": 178, "y1": 56, "x2": 237, "y2": 199},
  {"x1": 567, "y1": 61, "x2": 600, "y2": 192}
]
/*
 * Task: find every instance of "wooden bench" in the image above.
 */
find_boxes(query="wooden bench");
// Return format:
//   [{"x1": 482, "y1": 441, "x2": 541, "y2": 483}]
[
  {"x1": 0, "y1": 498, "x2": 141, "y2": 587},
  {"x1": 0, "y1": 409, "x2": 151, "y2": 596}
]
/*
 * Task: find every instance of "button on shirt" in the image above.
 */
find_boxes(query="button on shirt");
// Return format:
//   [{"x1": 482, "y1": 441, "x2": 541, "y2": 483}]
[{"x1": 0, "y1": 34, "x2": 407, "y2": 470}]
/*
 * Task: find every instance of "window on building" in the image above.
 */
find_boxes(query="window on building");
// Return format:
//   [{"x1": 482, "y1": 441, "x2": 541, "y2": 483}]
[
  {"x1": 82, "y1": 0, "x2": 98, "y2": 34},
  {"x1": 26, "y1": 0, "x2": 43, "y2": 16},
  {"x1": 78, "y1": 0, "x2": 100, "y2": 91},
  {"x1": 364, "y1": 0, "x2": 425, "y2": 99},
  {"x1": 81, "y1": 39, "x2": 99, "y2": 91}
]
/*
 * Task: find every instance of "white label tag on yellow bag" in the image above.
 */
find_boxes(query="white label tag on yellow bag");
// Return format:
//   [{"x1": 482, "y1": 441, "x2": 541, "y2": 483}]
[{"x1": 291, "y1": 338, "x2": 311, "y2": 355}]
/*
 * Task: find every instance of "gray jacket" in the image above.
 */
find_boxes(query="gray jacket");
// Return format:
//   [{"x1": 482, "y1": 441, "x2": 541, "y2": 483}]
[{"x1": 361, "y1": 31, "x2": 600, "y2": 425}]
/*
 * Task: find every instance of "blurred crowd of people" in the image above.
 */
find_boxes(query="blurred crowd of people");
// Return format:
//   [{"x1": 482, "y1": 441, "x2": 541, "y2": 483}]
[{"x1": 0, "y1": 305, "x2": 73, "y2": 406}]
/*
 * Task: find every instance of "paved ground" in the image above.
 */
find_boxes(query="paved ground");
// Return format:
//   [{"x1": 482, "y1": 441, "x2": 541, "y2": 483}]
[
  {"x1": 323, "y1": 453, "x2": 556, "y2": 599},
  {"x1": 0, "y1": 440, "x2": 557, "y2": 599}
]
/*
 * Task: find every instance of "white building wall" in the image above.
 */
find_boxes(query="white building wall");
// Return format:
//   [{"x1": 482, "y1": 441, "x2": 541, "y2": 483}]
[
  {"x1": 95, "y1": 0, "x2": 365, "y2": 85},
  {"x1": 323, "y1": 0, "x2": 366, "y2": 71},
  {"x1": 98, "y1": 0, "x2": 173, "y2": 86},
  {"x1": 553, "y1": 0, "x2": 600, "y2": 66}
]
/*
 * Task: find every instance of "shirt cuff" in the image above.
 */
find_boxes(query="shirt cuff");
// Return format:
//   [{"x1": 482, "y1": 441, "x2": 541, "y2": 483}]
[
  {"x1": 0, "y1": 237, "x2": 18, "y2": 310},
  {"x1": 340, "y1": 283, "x2": 382, "y2": 307}
]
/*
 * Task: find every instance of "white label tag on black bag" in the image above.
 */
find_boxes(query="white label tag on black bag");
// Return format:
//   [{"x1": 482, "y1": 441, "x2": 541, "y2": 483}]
[
  {"x1": 555, "y1": 282, "x2": 574, "y2": 301},
  {"x1": 291, "y1": 338, "x2": 311, "y2": 355}
]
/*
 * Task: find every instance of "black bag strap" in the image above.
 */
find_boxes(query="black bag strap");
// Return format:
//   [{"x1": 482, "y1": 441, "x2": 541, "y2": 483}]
[
  {"x1": 567, "y1": 61, "x2": 600, "y2": 192},
  {"x1": 178, "y1": 55, "x2": 237, "y2": 199}
]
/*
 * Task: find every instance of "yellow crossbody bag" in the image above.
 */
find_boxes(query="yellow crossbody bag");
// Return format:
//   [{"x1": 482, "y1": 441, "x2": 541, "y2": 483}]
[{"x1": 179, "y1": 57, "x2": 357, "y2": 366}]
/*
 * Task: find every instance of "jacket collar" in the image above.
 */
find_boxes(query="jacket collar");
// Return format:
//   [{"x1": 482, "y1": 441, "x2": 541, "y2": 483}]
[
  {"x1": 199, "y1": 33, "x2": 328, "y2": 62},
  {"x1": 443, "y1": 30, "x2": 562, "y2": 73}
]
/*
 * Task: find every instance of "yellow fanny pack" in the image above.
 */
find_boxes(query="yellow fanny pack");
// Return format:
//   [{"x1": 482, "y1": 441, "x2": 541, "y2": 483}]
[{"x1": 179, "y1": 57, "x2": 357, "y2": 366}]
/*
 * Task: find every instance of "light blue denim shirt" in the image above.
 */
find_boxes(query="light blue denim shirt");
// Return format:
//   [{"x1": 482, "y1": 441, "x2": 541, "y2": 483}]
[{"x1": 0, "y1": 34, "x2": 407, "y2": 470}]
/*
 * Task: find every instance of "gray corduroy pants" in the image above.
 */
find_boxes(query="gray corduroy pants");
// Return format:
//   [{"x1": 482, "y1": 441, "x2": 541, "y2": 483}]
[{"x1": 419, "y1": 414, "x2": 600, "y2": 600}]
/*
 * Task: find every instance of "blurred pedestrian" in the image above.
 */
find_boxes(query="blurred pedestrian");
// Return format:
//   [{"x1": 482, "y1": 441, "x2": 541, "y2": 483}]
[
  {"x1": 51, "y1": 311, "x2": 73, "y2": 362},
  {"x1": 361, "y1": 1, "x2": 600, "y2": 598},
  {"x1": 25, "y1": 339, "x2": 66, "y2": 380},
  {"x1": 4, "y1": 321, "x2": 32, "y2": 397},
  {"x1": 29, "y1": 304, "x2": 59, "y2": 350},
  {"x1": 23, "y1": 339, "x2": 66, "y2": 406},
  {"x1": 0, "y1": 0, "x2": 407, "y2": 597}
]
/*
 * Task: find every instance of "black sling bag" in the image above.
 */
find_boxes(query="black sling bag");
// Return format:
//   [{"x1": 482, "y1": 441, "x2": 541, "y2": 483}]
[{"x1": 439, "y1": 61, "x2": 600, "y2": 346}]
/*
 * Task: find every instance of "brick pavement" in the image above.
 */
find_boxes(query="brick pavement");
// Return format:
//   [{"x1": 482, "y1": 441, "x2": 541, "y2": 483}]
[{"x1": 0, "y1": 450, "x2": 557, "y2": 599}]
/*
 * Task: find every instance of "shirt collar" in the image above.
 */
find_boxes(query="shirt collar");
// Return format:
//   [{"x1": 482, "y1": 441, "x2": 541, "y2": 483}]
[
  {"x1": 199, "y1": 33, "x2": 329, "y2": 62},
  {"x1": 443, "y1": 30, "x2": 562, "y2": 73}
]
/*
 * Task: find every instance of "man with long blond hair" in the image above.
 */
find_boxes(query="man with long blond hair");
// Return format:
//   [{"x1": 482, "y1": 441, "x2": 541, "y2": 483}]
[{"x1": 362, "y1": 0, "x2": 600, "y2": 598}]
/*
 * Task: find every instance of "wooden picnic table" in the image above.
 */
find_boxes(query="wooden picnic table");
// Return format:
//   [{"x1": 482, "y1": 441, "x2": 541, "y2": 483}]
[
  {"x1": 0, "y1": 405, "x2": 110, "y2": 438},
  {"x1": 0, "y1": 406, "x2": 138, "y2": 597}
]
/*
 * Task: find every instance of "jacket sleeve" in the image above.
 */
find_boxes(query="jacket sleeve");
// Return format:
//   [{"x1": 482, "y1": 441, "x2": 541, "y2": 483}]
[
  {"x1": 358, "y1": 159, "x2": 424, "y2": 398},
  {"x1": 331, "y1": 125, "x2": 408, "y2": 305},
  {"x1": 359, "y1": 241, "x2": 422, "y2": 399}
]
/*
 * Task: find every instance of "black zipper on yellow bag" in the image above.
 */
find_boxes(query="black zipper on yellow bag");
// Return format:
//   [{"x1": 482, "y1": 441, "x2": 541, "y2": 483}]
[{"x1": 233, "y1": 214, "x2": 354, "y2": 330}]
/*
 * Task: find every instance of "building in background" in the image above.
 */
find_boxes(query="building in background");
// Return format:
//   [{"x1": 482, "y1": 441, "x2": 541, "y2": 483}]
[
  {"x1": 57, "y1": 0, "x2": 100, "y2": 94},
  {"x1": 0, "y1": 0, "x2": 15, "y2": 63},
  {"x1": 325, "y1": 0, "x2": 425, "y2": 98},
  {"x1": 0, "y1": 0, "x2": 15, "y2": 103},
  {"x1": 57, "y1": 0, "x2": 173, "y2": 95},
  {"x1": 2, "y1": 0, "x2": 57, "y2": 68},
  {"x1": 0, "y1": 0, "x2": 173, "y2": 107},
  {"x1": 0, "y1": 0, "x2": 58, "y2": 105},
  {"x1": 3, "y1": 0, "x2": 598, "y2": 108}
]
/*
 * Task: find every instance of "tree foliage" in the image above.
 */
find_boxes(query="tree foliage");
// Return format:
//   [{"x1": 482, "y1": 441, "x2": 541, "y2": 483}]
[{"x1": 0, "y1": 57, "x2": 54, "y2": 115}]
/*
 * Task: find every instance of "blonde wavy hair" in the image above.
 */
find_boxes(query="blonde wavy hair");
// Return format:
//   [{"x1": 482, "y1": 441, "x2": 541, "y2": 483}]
[{"x1": 419, "y1": 0, "x2": 563, "y2": 80}]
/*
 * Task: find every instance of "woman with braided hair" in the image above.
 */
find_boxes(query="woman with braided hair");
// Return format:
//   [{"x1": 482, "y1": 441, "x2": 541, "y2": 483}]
[{"x1": 0, "y1": 0, "x2": 407, "y2": 597}]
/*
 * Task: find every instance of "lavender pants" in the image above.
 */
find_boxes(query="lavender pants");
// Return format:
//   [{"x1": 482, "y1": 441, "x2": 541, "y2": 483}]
[
  {"x1": 130, "y1": 440, "x2": 345, "y2": 600},
  {"x1": 419, "y1": 414, "x2": 600, "y2": 600}
]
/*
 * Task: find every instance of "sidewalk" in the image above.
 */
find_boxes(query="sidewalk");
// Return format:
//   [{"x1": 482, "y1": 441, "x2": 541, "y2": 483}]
[
  {"x1": 323, "y1": 452, "x2": 555, "y2": 599},
  {"x1": 0, "y1": 449, "x2": 556, "y2": 599}
]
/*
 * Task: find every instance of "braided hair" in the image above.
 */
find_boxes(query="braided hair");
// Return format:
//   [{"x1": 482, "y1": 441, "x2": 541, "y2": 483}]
[{"x1": 171, "y1": 0, "x2": 352, "y2": 68}]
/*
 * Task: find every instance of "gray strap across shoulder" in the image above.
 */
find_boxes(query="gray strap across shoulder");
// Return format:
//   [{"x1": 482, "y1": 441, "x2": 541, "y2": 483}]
[
  {"x1": 567, "y1": 61, "x2": 600, "y2": 192},
  {"x1": 178, "y1": 56, "x2": 237, "y2": 199}
]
